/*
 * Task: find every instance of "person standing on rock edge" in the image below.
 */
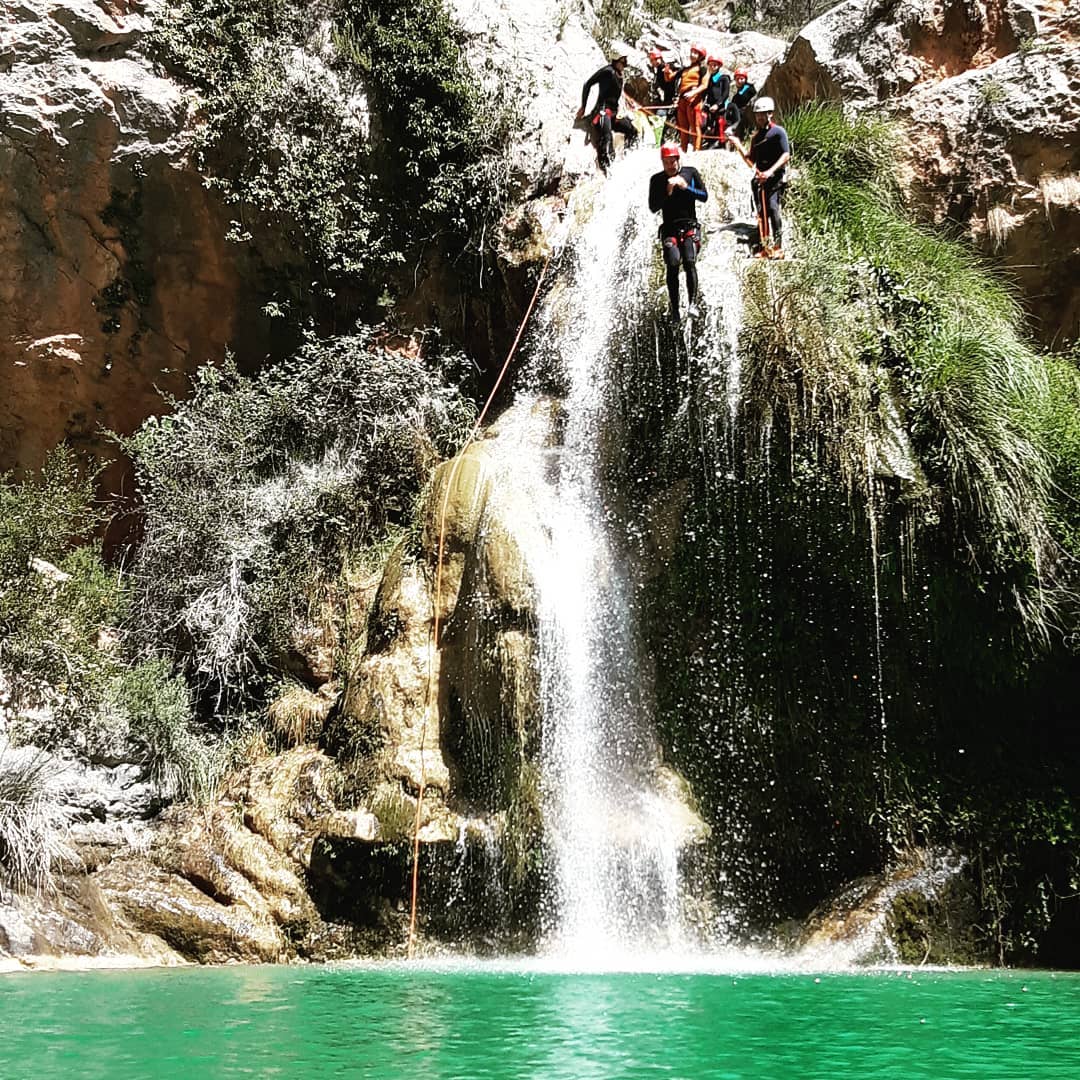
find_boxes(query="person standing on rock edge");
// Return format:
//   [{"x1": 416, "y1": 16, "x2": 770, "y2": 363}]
[
  {"x1": 649, "y1": 49, "x2": 679, "y2": 141},
  {"x1": 728, "y1": 68, "x2": 756, "y2": 140},
  {"x1": 701, "y1": 55, "x2": 731, "y2": 148},
  {"x1": 577, "y1": 53, "x2": 638, "y2": 173},
  {"x1": 728, "y1": 96, "x2": 790, "y2": 258},
  {"x1": 649, "y1": 144, "x2": 709, "y2": 320},
  {"x1": 675, "y1": 43, "x2": 708, "y2": 152}
]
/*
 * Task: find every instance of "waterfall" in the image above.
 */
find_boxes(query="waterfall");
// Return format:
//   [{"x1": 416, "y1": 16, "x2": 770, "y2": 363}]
[{"x1": 518, "y1": 148, "x2": 751, "y2": 962}]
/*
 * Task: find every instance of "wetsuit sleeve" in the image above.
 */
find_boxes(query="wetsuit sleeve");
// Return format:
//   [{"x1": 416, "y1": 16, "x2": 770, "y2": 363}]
[
  {"x1": 648, "y1": 173, "x2": 665, "y2": 213},
  {"x1": 686, "y1": 168, "x2": 708, "y2": 202},
  {"x1": 581, "y1": 68, "x2": 602, "y2": 112},
  {"x1": 776, "y1": 127, "x2": 790, "y2": 155},
  {"x1": 718, "y1": 74, "x2": 731, "y2": 103}
]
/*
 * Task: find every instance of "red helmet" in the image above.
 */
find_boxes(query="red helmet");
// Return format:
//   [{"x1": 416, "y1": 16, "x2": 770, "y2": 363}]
[
  {"x1": 734, "y1": 67, "x2": 749, "y2": 80},
  {"x1": 648, "y1": 48, "x2": 663, "y2": 62},
  {"x1": 690, "y1": 42, "x2": 707, "y2": 59},
  {"x1": 708, "y1": 55, "x2": 723, "y2": 67},
  {"x1": 660, "y1": 145, "x2": 681, "y2": 160}
]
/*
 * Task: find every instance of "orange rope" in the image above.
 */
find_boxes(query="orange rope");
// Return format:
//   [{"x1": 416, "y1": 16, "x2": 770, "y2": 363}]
[
  {"x1": 623, "y1": 92, "x2": 730, "y2": 145},
  {"x1": 406, "y1": 252, "x2": 554, "y2": 959}
]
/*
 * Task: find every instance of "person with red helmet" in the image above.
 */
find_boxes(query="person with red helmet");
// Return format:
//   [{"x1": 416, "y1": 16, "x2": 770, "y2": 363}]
[
  {"x1": 577, "y1": 52, "x2": 638, "y2": 173},
  {"x1": 728, "y1": 67, "x2": 757, "y2": 140},
  {"x1": 649, "y1": 144, "x2": 709, "y2": 319},
  {"x1": 701, "y1": 55, "x2": 731, "y2": 148},
  {"x1": 675, "y1": 44, "x2": 708, "y2": 152}
]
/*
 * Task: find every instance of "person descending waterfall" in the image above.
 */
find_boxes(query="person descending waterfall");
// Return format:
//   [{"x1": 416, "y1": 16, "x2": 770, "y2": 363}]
[
  {"x1": 577, "y1": 53, "x2": 638, "y2": 173},
  {"x1": 727, "y1": 96, "x2": 790, "y2": 258},
  {"x1": 649, "y1": 144, "x2": 708, "y2": 320}
]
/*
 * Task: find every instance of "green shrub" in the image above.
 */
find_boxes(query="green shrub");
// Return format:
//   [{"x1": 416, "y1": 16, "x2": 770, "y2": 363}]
[
  {"x1": 152, "y1": 0, "x2": 518, "y2": 312},
  {"x1": 0, "y1": 449, "x2": 122, "y2": 738},
  {"x1": 121, "y1": 329, "x2": 475, "y2": 711},
  {"x1": 101, "y1": 661, "x2": 219, "y2": 802},
  {"x1": 0, "y1": 745, "x2": 73, "y2": 895}
]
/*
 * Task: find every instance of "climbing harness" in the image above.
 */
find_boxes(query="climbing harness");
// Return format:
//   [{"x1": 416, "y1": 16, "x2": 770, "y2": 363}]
[{"x1": 406, "y1": 252, "x2": 555, "y2": 960}]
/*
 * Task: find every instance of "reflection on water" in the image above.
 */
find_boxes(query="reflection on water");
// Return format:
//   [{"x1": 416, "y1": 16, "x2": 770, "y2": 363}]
[{"x1": 2, "y1": 966, "x2": 1080, "y2": 1079}]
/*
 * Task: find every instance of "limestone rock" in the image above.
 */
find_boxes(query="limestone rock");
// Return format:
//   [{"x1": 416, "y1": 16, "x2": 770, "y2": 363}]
[
  {"x1": 795, "y1": 848, "x2": 978, "y2": 965},
  {"x1": 0, "y1": 0, "x2": 294, "y2": 474},
  {"x1": 766, "y1": 0, "x2": 1080, "y2": 342},
  {"x1": 0, "y1": 877, "x2": 183, "y2": 969},
  {"x1": 95, "y1": 856, "x2": 285, "y2": 963}
]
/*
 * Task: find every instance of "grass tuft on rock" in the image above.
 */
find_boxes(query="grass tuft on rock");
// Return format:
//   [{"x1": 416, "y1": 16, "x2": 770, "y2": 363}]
[{"x1": 744, "y1": 103, "x2": 1080, "y2": 638}]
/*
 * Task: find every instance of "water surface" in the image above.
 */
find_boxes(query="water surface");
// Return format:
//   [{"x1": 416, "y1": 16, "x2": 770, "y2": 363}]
[{"x1": 2, "y1": 963, "x2": 1078, "y2": 1078}]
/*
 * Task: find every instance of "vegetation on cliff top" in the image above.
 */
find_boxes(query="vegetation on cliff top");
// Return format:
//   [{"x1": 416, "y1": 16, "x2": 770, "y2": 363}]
[{"x1": 152, "y1": 0, "x2": 517, "y2": 321}]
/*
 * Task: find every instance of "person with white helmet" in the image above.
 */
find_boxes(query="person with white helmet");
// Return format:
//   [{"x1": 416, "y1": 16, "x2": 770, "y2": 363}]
[
  {"x1": 648, "y1": 143, "x2": 709, "y2": 319},
  {"x1": 577, "y1": 53, "x2": 639, "y2": 173},
  {"x1": 727, "y1": 95, "x2": 790, "y2": 258}
]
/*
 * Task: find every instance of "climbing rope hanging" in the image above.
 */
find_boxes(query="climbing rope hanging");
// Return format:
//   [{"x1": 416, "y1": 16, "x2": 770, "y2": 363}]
[{"x1": 406, "y1": 252, "x2": 554, "y2": 960}]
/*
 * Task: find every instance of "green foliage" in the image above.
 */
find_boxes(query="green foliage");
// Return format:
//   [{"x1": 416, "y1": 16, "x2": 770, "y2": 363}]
[
  {"x1": 121, "y1": 330, "x2": 475, "y2": 711},
  {"x1": 749, "y1": 104, "x2": 1074, "y2": 637},
  {"x1": 0, "y1": 746, "x2": 73, "y2": 895},
  {"x1": 727, "y1": 0, "x2": 834, "y2": 37},
  {"x1": 152, "y1": 0, "x2": 518, "y2": 309},
  {"x1": 102, "y1": 661, "x2": 219, "y2": 802},
  {"x1": 643, "y1": 0, "x2": 683, "y2": 23},
  {"x1": 591, "y1": 0, "x2": 642, "y2": 51},
  {"x1": 0, "y1": 449, "x2": 121, "y2": 733}
]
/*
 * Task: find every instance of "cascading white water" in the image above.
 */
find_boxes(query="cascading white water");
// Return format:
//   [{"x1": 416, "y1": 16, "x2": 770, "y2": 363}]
[{"x1": 519, "y1": 146, "x2": 752, "y2": 963}]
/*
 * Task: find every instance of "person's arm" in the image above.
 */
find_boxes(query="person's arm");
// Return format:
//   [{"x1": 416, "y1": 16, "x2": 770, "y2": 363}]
[
  {"x1": 758, "y1": 150, "x2": 790, "y2": 181},
  {"x1": 726, "y1": 133, "x2": 754, "y2": 168},
  {"x1": 686, "y1": 167, "x2": 708, "y2": 202},
  {"x1": 648, "y1": 174, "x2": 665, "y2": 213},
  {"x1": 578, "y1": 68, "x2": 601, "y2": 117}
]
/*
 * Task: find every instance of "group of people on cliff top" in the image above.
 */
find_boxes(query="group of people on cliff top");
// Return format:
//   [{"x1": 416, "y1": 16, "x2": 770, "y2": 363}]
[{"x1": 577, "y1": 45, "x2": 790, "y2": 319}]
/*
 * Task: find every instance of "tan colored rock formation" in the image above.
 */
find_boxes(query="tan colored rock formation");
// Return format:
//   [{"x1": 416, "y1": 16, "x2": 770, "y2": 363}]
[
  {"x1": 766, "y1": 0, "x2": 1080, "y2": 343},
  {"x1": 0, "y1": 0, "x2": 290, "y2": 475}
]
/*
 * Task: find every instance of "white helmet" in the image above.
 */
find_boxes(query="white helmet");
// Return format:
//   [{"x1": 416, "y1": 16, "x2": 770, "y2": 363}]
[{"x1": 753, "y1": 96, "x2": 776, "y2": 113}]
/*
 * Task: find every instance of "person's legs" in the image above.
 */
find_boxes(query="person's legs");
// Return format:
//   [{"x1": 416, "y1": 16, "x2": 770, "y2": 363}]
[
  {"x1": 596, "y1": 110, "x2": 615, "y2": 171},
  {"x1": 750, "y1": 176, "x2": 766, "y2": 246},
  {"x1": 662, "y1": 234, "x2": 683, "y2": 316},
  {"x1": 690, "y1": 104, "x2": 702, "y2": 151},
  {"x1": 612, "y1": 115, "x2": 637, "y2": 153},
  {"x1": 680, "y1": 229, "x2": 700, "y2": 310},
  {"x1": 676, "y1": 98, "x2": 692, "y2": 152},
  {"x1": 767, "y1": 181, "x2": 784, "y2": 248}
]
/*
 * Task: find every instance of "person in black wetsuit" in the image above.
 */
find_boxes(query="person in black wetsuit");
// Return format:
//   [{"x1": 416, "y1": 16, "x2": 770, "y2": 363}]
[
  {"x1": 648, "y1": 49, "x2": 679, "y2": 140},
  {"x1": 577, "y1": 54, "x2": 638, "y2": 173},
  {"x1": 701, "y1": 55, "x2": 731, "y2": 148},
  {"x1": 727, "y1": 96, "x2": 790, "y2": 257},
  {"x1": 648, "y1": 144, "x2": 708, "y2": 319},
  {"x1": 727, "y1": 68, "x2": 756, "y2": 140}
]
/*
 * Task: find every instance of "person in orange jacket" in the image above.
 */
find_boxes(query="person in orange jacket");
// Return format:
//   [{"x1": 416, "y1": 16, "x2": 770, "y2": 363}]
[{"x1": 675, "y1": 43, "x2": 708, "y2": 152}]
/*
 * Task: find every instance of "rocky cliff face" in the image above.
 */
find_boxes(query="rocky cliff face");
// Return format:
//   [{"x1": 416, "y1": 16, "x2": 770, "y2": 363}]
[
  {"x1": 0, "y1": 0, "x2": 293, "y2": 477},
  {"x1": 767, "y1": 0, "x2": 1080, "y2": 343}
]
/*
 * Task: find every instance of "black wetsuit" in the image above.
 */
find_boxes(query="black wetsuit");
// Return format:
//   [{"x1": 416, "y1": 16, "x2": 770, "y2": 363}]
[
  {"x1": 729, "y1": 82, "x2": 756, "y2": 135},
  {"x1": 749, "y1": 122, "x2": 790, "y2": 246},
  {"x1": 648, "y1": 165, "x2": 709, "y2": 316},
  {"x1": 581, "y1": 64, "x2": 637, "y2": 171},
  {"x1": 702, "y1": 72, "x2": 731, "y2": 145},
  {"x1": 652, "y1": 64, "x2": 678, "y2": 107}
]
